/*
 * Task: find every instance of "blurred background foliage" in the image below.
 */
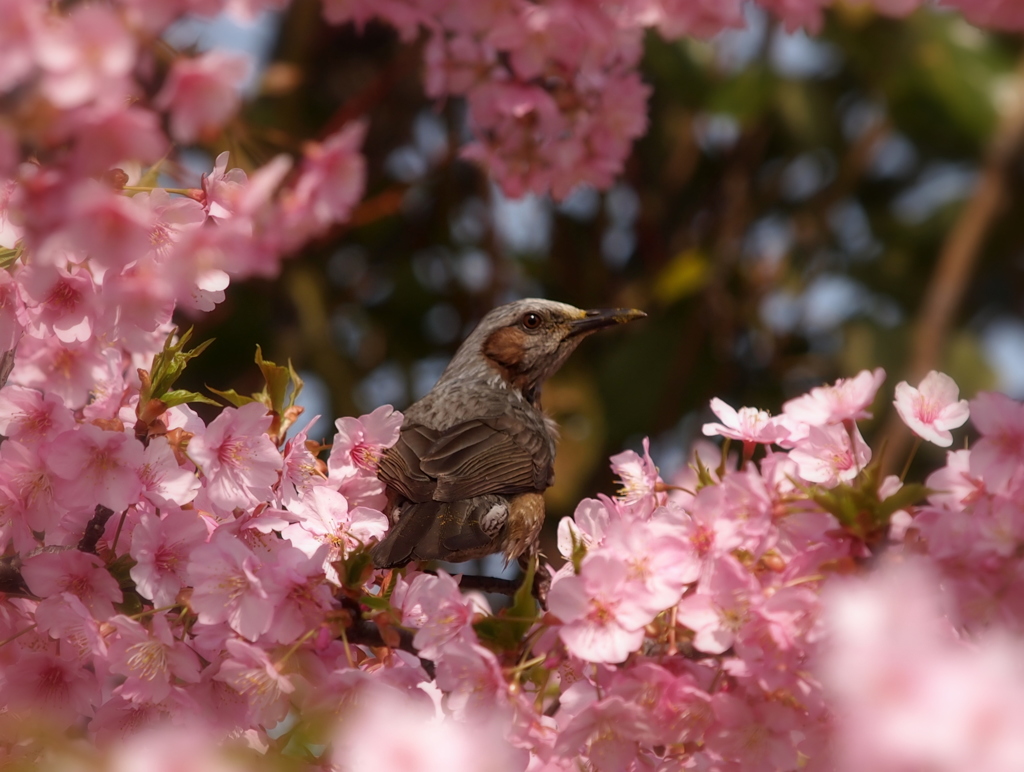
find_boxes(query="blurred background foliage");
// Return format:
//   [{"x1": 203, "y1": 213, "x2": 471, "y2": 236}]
[{"x1": 174, "y1": 0, "x2": 1024, "y2": 537}]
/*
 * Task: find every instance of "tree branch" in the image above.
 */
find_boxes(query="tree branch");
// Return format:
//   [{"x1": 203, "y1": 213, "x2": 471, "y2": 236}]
[{"x1": 879, "y1": 54, "x2": 1024, "y2": 473}]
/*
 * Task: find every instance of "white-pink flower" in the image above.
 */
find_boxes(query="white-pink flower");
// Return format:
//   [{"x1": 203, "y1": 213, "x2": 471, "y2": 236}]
[
  {"x1": 675, "y1": 554, "x2": 758, "y2": 655},
  {"x1": 783, "y1": 368, "x2": 886, "y2": 426},
  {"x1": 186, "y1": 531, "x2": 284, "y2": 642},
  {"x1": 893, "y1": 371, "x2": 969, "y2": 447},
  {"x1": 609, "y1": 437, "x2": 661, "y2": 510},
  {"x1": 108, "y1": 614, "x2": 202, "y2": 703},
  {"x1": 214, "y1": 638, "x2": 295, "y2": 727},
  {"x1": 332, "y1": 684, "x2": 520, "y2": 772},
  {"x1": 35, "y1": 4, "x2": 135, "y2": 109},
  {"x1": 789, "y1": 423, "x2": 871, "y2": 488},
  {"x1": 2, "y1": 651, "x2": 101, "y2": 727},
  {"x1": 138, "y1": 436, "x2": 201, "y2": 508},
  {"x1": 702, "y1": 398, "x2": 789, "y2": 445},
  {"x1": 46, "y1": 424, "x2": 145, "y2": 512},
  {"x1": 398, "y1": 570, "x2": 487, "y2": 660},
  {"x1": 21, "y1": 550, "x2": 123, "y2": 620},
  {"x1": 130, "y1": 508, "x2": 210, "y2": 607},
  {"x1": 155, "y1": 51, "x2": 250, "y2": 143},
  {"x1": 187, "y1": 402, "x2": 282, "y2": 512},
  {"x1": 0, "y1": 384, "x2": 74, "y2": 447},
  {"x1": 548, "y1": 554, "x2": 651, "y2": 664},
  {"x1": 968, "y1": 391, "x2": 1024, "y2": 490},
  {"x1": 282, "y1": 485, "x2": 386, "y2": 573},
  {"x1": 327, "y1": 404, "x2": 403, "y2": 480}
]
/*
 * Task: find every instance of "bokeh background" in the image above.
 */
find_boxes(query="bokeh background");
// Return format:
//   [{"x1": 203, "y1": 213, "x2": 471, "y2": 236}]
[{"x1": 170, "y1": 0, "x2": 1024, "y2": 546}]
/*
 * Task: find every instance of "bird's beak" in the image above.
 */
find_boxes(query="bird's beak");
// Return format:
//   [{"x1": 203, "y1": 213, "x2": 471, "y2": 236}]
[{"x1": 567, "y1": 308, "x2": 647, "y2": 338}]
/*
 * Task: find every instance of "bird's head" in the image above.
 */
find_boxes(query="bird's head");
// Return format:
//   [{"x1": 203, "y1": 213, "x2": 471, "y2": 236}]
[{"x1": 442, "y1": 299, "x2": 646, "y2": 403}]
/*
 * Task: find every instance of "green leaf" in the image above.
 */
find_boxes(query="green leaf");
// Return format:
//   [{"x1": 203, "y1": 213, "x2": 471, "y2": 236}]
[
  {"x1": 142, "y1": 328, "x2": 215, "y2": 406},
  {"x1": 207, "y1": 386, "x2": 258, "y2": 408},
  {"x1": 359, "y1": 594, "x2": 393, "y2": 611},
  {"x1": 878, "y1": 483, "x2": 930, "y2": 520},
  {"x1": 286, "y1": 358, "x2": 305, "y2": 411},
  {"x1": 693, "y1": 455, "x2": 716, "y2": 490},
  {"x1": 255, "y1": 345, "x2": 291, "y2": 415},
  {"x1": 569, "y1": 529, "x2": 587, "y2": 575},
  {"x1": 0, "y1": 244, "x2": 23, "y2": 272},
  {"x1": 333, "y1": 549, "x2": 375, "y2": 592},
  {"x1": 137, "y1": 328, "x2": 216, "y2": 427},
  {"x1": 474, "y1": 559, "x2": 539, "y2": 652},
  {"x1": 162, "y1": 389, "x2": 221, "y2": 409}
]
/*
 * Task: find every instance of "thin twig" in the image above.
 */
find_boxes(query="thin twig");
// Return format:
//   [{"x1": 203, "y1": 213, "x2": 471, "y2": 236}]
[
  {"x1": 879, "y1": 54, "x2": 1024, "y2": 474},
  {"x1": 346, "y1": 619, "x2": 435, "y2": 678},
  {"x1": 77, "y1": 505, "x2": 116, "y2": 555}
]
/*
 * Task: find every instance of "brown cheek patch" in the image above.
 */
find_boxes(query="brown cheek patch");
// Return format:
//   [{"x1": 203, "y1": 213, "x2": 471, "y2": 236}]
[{"x1": 482, "y1": 327, "x2": 529, "y2": 384}]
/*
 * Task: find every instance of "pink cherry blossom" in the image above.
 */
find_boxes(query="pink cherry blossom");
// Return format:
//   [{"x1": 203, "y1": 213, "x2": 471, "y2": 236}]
[
  {"x1": 130, "y1": 508, "x2": 210, "y2": 607},
  {"x1": 35, "y1": 4, "x2": 136, "y2": 109},
  {"x1": 262, "y1": 541, "x2": 334, "y2": 644},
  {"x1": 202, "y1": 152, "x2": 251, "y2": 222},
  {"x1": 548, "y1": 554, "x2": 652, "y2": 664},
  {"x1": 328, "y1": 404, "x2": 403, "y2": 478},
  {"x1": 555, "y1": 696, "x2": 654, "y2": 772},
  {"x1": 276, "y1": 121, "x2": 368, "y2": 245},
  {"x1": 0, "y1": 0, "x2": 41, "y2": 95},
  {"x1": 398, "y1": 570, "x2": 488, "y2": 660},
  {"x1": 893, "y1": 371, "x2": 970, "y2": 447},
  {"x1": 433, "y1": 640, "x2": 509, "y2": 720},
  {"x1": 788, "y1": 422, "x2": 871, "y2": 488},
  {"x1": 46, "y1": 424, "x2": 145, "y2": 512},
  {"x1": 281, "y1": 485, "x2": 387, "y2": 573},
  {"x1": 608, "y1": 437, "x2": 662, "y2": 511},
  {"x1": 108, "y1": 614, "x2": 202, "y2": 703},
  {"x1": 969, "y1": 391, "x2": 1024, "y2": 490},
  {"x1": 155, "y1": 51, "x2": 251, "y2": 144},
  {"x1": 34, "y1": 592, "x2": 108, "y2": 661},
  {"x1": 925, "y1": 449, "x2": 985, "y2": 512},
  {"x1": 782, "y1": 367, "x2": 886, "y2": 426},
  {"x1": 138, "y1": 436, "x2": 201, "y2": 508},
  {"x1": 215, "y1": 638, "x2": 296, "y2": 727},
  {"x1": 602, "y1": 513, "x2": 698, "y2": 615},
  {"x1": 59, "y1": 103, "x2": 168, "y2": 178},
  {"x1": 278, "y1": 419, "x2": 323, "y2": 506},
  {"x1": 1, "y1": 650, "x2": 101, "y2": 727},
  {"x1": 676, "y1": 554, "x2": 759, "y2": 654},
  {"x1": 0, "y1": 384, "x2": 74, "y2": 445},
  {"x1": 21, "y1": 549, "x2": 123, "y2": 619},
  {"x1": 702, "y1": 397, "x2": 790, "y2": 446},
  {"x1": 556, "y1": 496, "x2": 617, "y2": 558},
  {"x1": 16, "y1": 262, "x2": 101, "y2": 343},
  {"x1": 65, "y1": 181, "x2": 156, "y2": 272},
  {"x1": 332, "y1": 684, "x2": 522, "y2": 772},
  {"x1": 0, "y1": 439, "x2": 63, "y2": 536},
  {"x1": 187, "y1": 402, "x2": 282, "y2": 512},
  {"x1": 9, "y1": 334, "x2": 115, "y2": 409},
  {"x1": 710, "y1": 692, "x2": 803, "y2": 772},
  {"x1": 187, "y1": 531, "x2": 285, "y2": 641}
]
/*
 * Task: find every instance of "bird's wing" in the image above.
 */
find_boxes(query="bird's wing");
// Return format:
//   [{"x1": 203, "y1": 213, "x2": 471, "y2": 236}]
[
  {"x1": 376, "y1": 424, "x2": 438, "y2": 502},
  {"x1": 418, "y1": 415, "x2": 552, "y2": 502}
]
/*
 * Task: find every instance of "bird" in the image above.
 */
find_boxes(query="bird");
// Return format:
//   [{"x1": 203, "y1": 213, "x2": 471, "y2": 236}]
[{"x1": 370, "y1": 298, "x2": 646, "y2": 569}]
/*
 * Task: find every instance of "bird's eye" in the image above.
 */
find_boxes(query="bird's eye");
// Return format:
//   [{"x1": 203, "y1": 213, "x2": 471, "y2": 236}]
[{"x1": 521, "y1": 312, "x2": 543, "y2": 330}]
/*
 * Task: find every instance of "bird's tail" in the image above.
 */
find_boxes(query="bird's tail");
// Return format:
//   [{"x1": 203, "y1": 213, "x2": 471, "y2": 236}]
[{"x1": 369, "y1": 501, "x2": 440, "y2": 568}]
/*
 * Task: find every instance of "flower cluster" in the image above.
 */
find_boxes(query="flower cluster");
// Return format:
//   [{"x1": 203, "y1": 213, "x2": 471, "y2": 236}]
[
  {"x1": 4, "y1": 0, "x2": 1024, "y2": 770},
  {"x1": 320, "y1": 0, "x2": 1024, "y2": 200},
  {"x1": 1, "y1": 344, "x2": 1015, "y2": 772}
]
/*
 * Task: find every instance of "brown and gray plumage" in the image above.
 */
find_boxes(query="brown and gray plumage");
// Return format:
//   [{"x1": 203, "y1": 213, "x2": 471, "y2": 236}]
[{"x1": 370, "y1": 299, "x2": 645, "y2": 569}]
